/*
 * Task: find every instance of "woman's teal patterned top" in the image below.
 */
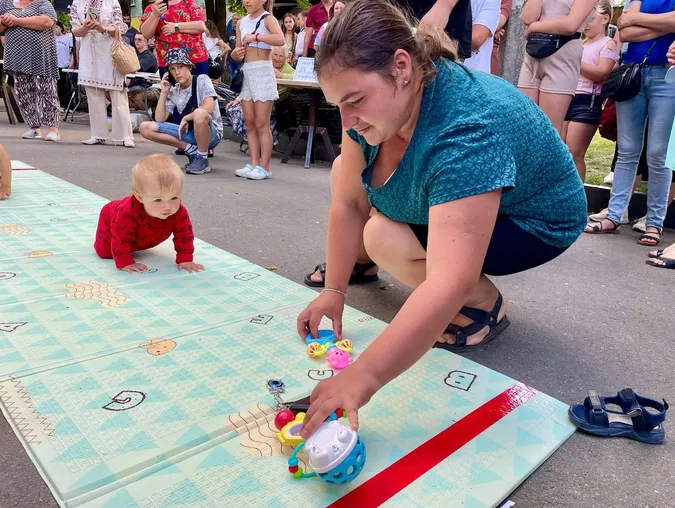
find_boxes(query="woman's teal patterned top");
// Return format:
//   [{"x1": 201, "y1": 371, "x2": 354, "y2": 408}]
[{"x1": 347, "y1": 59, "x2": 588, "y2": 249}]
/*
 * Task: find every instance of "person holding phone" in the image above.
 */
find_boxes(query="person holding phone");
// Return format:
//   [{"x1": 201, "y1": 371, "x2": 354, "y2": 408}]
[
  {"x1": 140, "y1": 0, "x2": 208, "y2": 77},
  {"x1": 139, "y1": 48, "x2": 223, "y2": 175},
  {"x1": 70, "y1": 0, "x2": 134, "y2": 147}
]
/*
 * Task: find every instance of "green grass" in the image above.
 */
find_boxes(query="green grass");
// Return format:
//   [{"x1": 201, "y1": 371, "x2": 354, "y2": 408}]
[{"x1": 585, "y1": 133, "x2": 648, "y2": 193}]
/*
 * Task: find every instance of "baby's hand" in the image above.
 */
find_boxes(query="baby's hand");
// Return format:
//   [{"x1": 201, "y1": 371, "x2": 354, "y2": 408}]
[
  {"x1": 178, "y1": 261, "x2": 205, "y2": 274},
  {"x1": 121, "y1": 262, "x2": 148, "y2": 273}
]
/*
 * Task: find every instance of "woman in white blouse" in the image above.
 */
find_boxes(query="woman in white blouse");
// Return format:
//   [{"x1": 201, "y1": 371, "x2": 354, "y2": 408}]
[{"x1": 70, "y1": 0, "x2": 134, "y2": 147}]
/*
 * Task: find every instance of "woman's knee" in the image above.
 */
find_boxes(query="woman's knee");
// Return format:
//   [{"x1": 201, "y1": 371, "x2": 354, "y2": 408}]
[{"x1": 363, "y1": 213, "x2": 420, "y2": 265}]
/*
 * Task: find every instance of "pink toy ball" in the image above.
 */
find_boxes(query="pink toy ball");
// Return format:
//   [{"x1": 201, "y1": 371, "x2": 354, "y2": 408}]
[
  {"x1": 326, "y1": 346, "x2": 351, "y2": 370},
  {"x1": 274, "y1": 409, "x2": 295, "y2": 431}
]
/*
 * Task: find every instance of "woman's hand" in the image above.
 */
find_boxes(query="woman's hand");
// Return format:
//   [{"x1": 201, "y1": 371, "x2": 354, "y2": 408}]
[
  {"x1": 161, "y1": 23, "x2": 176, "y2": 36},
  {"x1": 230, "y1": 46, "x2": 246, "y2": 61},
  {"x1": 618, "y1": 10, "x2": 640, "y2": 28},
  {"x1": 225, "y1": 98, "x2": 240, "y2": 109},
  {"x1": 668, "y1": 41, "x2": 675, "y2": 65},
  {"x1": 85, "y1": 18, "x2": 102, "y2": 32},
  {"x1": 274, "y1": 68, "x2": 282, "y2": 78},
  {"x1": 0, "y1": 185, "x2": 10, "y2": 200},
  {"x1": 1, "y1": 14, "x2": 18, "y2": 27},
  {"x1": 297, "y1": 291, "x2": 345, "y2": 341},
  {"x1": 151, "y1": 1, "x2": 168, "y2": 18},
  {"x1": 300, "y1": 361, "x2": 381, "y2": 438},
  {"x1": 160, "y1": 74, "x2": 172, "y2": 94},
  {"x1": 242, "y1": 33, "x2": 256, "y2": 45}
]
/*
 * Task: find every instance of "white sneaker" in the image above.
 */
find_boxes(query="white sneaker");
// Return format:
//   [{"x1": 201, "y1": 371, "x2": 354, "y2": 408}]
[
  {"x1": 235, "y1": 164, "x2": 254, "y2": 177},
  {"x1": 603, "y1": 172, "x2": 614, "y2": 184},
  {"x1": 589, "y1": 208, "x2": 629, "y2": 224},
  {"x1": 44, "y1": 131, "x2": 60, "y2": 142},
  {"x1": 632, "y1": 215, "x2": 647, "y2": 233},
  {"x1": 246, "y1": 166, "x2": 272, "y2": 180},
  {"x1": 123, "y1": 138, "x2": 135, "y2": 148},
  {"x1": 22, "y1": 130, "x2": 42, "y2": 140},
  {"x1": 82, "y1": 137, "x2": 105, "y2": 145}
]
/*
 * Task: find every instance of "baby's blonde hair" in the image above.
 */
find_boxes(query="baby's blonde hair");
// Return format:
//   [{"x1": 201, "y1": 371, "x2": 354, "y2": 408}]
[{"x1": 131, "y1": 154, "x2": 184, "y2": 194}]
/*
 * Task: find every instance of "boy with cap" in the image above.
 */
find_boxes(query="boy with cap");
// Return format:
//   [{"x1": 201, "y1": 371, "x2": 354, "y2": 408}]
[{"x1": 139, "y1": 48, "x2": 223, "y2": 175}]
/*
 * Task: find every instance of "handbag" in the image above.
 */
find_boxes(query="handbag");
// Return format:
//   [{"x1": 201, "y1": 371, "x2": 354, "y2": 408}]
[
  {"x1": 526, "y1": 32, "x2": 581, "y2": 59},
  {"x1": 111, "y1": 26, "x2": 140, "y2": 75},
  {"x1": 599, "y1": 99, "x2": 617, "y2": 141},
  {"x1": 229, "y1": 13, "x2": 269, "y2": 94},
  {"x1": 602, "y1": 42, "x2": 657, "y2": 102}
]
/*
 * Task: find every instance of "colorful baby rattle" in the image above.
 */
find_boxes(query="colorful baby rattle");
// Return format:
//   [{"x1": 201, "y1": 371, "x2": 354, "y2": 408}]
[{"x1": 286, "y1": 410, "x2": 366, "y2": 486}]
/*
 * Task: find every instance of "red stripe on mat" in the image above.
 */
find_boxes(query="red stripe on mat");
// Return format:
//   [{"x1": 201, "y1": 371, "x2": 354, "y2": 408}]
[{"x1": 329, "y1": 383, "x2": 536, "y2": 508}]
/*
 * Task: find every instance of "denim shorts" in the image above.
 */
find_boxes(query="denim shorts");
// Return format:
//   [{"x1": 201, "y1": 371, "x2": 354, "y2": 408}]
[{"x1": 156, "y1": 120, "x2": 221, "y2": 149}]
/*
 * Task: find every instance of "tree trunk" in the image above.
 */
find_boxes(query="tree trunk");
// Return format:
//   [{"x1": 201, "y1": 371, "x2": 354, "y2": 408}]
[
  {"x1": 205, "y1": 0, "x2": 215, "y2": 24},
  {"x1": 215, "y1": 0, "x2": 227, "y2": 39}
]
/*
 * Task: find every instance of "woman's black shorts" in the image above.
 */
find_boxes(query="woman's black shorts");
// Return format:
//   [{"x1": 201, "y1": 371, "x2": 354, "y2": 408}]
[
  {"x1": 565, "y1": 93, "x2": 603, "y2": 125},
  {"x1": 408, "y1": 215, "x2": 569, "y2": 277}
]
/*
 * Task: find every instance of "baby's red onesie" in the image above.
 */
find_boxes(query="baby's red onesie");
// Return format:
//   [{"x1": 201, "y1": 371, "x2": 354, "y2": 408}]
[{"x1": 94, "y1": 196, "x2": 194, "y2": 269}]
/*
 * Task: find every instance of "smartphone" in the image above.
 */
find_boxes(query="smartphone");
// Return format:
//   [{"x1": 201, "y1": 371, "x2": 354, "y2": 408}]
[
  {"x1": 162, "y1": 0, "x2": 169, "y2": 6},
  {"x1": 89, "y1": 7, "x2": 99, "y2": 20},
  {"x1": 166, "y1": 72, "x2": 176, "y2": 85}
]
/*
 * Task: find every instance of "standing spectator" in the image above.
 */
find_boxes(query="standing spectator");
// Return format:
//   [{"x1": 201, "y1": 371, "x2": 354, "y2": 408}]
[
  {"x1": 226, "y1": 12, "x2": 241, "y2": 77},
  {"x1": 294, "y1": 11, "x2": 308, "y2": 64},
  {"x1": 0, "y1": 0, "x2": 61, "y2": 141},
  {"x1": 70, "y1": 0, "x2": 134, "y2": 147},
  {"x1": 393, "y1": 0, "x2": 474, "y2": 61},
  {"x1": 122, "y1": 11, "x2": 138, "y2": 47},
  {"x1": 55, "y1": 21, "x2": 74, "y2": 107},
  {"x1": 140, "y1": 0, "x2": 207, "y2": 76},
  {"x1": 519, "y1": 0, "x2": 598, "y2": 134},
  {"x1": 490, "y1": 0, "x2": 511, "y2": 75},
  {"x1": 314, "y1": 0, "x2": 346, "y2": 50},
  {"x1": 562, "y1": 0, "x2": 618, "y2": 182},
  {"x1": 230, "y1": 0, "x2": 285, "y2": 180},
  {"x1": 203, "y1": 20, "x2": 229, "y2": 80},
  {"x1": 281, "y1": 12, "x2": 297, "y2": 55},
  {"x1": 585, "y1": 0, "x2": 675, "y2": 245},
  {"x1": 303, "y1": 0, "x2": 332, "y2": 57},
  {"x1": 463, "y1": 0, "x2": 501, "y2": 73}
]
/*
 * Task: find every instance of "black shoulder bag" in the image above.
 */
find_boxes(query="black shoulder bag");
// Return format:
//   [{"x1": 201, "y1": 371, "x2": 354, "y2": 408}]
[
  {"x1": 602, "y1": 41, "x2": 657, "y2": 102},
  {"x1": 526, "y1": 32, "x2": 581, "y2": 59},
  {"x1": 229, "y1": 13, "x2": 269, "y2": 94}
]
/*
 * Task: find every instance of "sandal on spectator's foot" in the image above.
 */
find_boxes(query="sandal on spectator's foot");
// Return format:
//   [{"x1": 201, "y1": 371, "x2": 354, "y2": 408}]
[
  {"x1": 584, "y1": 218, "x2": 621, "y2": 234},
  {"x1": 568, "y1": 389, "x2": 668, "y2": 444},
  {"x1": 648, "y1": 249, "x2": 664, "y2": 259},
  {"x1": 304, "y1": 262, "x2": 379, "y2": 288},
  {"x1": 434, "y1": 292, "x2": 510, "y2": 353},
  {"x1": 638, "y1": 228, "x2": 661, "y2": 246},
  {"x1": 645, "y1": 256, "x2": 675, "y2": 269}
]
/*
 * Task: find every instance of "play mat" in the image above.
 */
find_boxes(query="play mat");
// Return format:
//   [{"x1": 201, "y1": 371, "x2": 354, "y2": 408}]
[{"x1": 0, "y1": 163, "x2": 576, "y2": 507}]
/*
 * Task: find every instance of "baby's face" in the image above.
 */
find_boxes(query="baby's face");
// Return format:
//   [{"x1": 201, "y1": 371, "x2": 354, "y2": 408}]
[{"x1": 136, "y1": 180, "x2": 182, "y2": 220}]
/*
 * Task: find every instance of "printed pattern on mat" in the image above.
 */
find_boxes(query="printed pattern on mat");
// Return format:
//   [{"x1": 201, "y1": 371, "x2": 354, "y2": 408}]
[{"x1": 0, "y1": 167, "x2": 576, "y2": 508}]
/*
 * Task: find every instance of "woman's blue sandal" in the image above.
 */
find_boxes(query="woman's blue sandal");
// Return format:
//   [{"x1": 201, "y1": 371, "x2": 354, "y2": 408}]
[
  {"x1": 568, "y1": 389, "x2": 668, "y2": 444},
  {"x1": 434, "y1": 292, "x2": 510, "y2": 353}
]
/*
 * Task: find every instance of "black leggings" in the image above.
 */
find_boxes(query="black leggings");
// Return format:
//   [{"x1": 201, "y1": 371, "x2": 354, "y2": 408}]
[{"x1": 409, "y1": 215, "x2": 569, "y2": 277}]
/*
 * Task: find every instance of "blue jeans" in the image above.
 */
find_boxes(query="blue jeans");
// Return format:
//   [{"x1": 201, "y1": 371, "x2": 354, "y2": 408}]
[
  {"x1": 609, "y1": 65, "x2": 675, "y2": 229},
  {"x1": 226, "y1": 60, "x2": 240, "y2": 80},
  {"x1": 156, "y1": 120, "x2": 221, "y2": 149}
]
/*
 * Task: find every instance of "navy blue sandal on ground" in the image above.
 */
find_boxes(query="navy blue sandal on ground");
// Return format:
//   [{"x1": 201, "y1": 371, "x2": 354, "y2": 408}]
[
  {"x1": 569, "y1": 388, "x2": 668, "y2": 444},
  {"x1": 434, "y1": 292, "x2": 510, "y2": 353}
]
